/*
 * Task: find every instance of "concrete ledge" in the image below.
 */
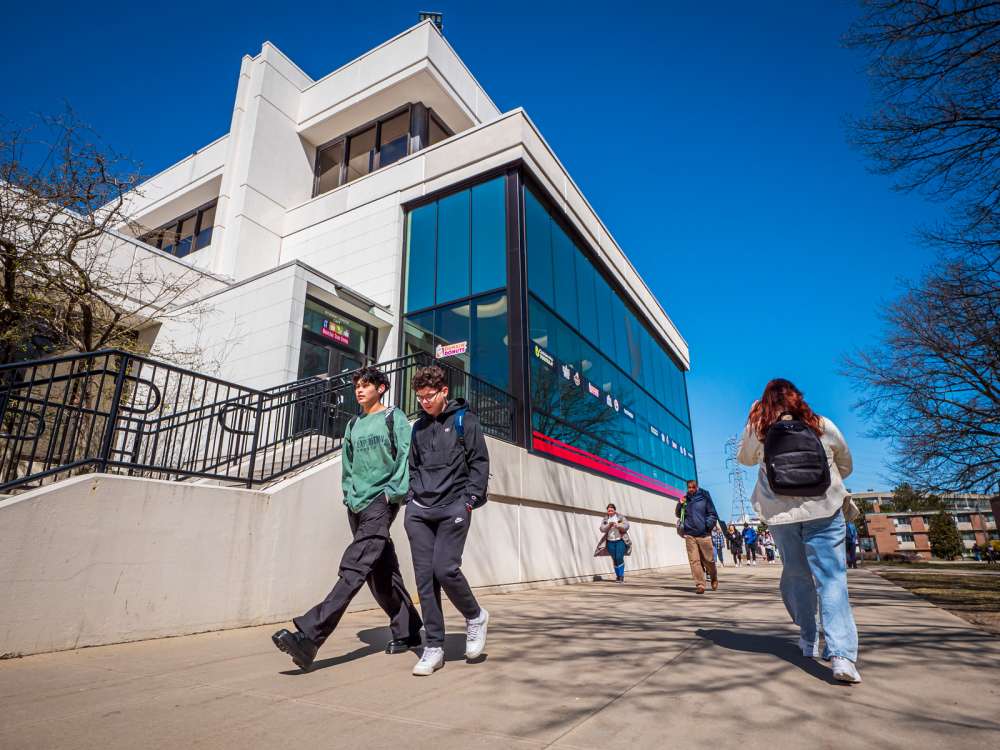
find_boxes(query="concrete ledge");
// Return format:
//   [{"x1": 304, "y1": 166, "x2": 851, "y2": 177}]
[{"x1": 0, "y1": 439, "x2": 685, "y2": 656}]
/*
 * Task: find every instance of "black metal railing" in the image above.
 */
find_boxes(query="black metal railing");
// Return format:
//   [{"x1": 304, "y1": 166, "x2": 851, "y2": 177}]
[{"x1": 0, "y1": 349, "x2": 516, "y2": 493}]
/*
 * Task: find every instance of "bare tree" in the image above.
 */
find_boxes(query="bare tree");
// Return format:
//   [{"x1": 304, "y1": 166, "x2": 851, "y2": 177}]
[
  {"x1": 845, "y1": 2, "x2": 1000, "y2": 494},
  {"x1": 0, "y1": 110, "x2": 207, "y2": 366}
]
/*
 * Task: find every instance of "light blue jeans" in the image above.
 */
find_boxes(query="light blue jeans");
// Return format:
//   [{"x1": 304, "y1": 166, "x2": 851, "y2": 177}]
[{"x1": 769, "y1": 511, "x2": 859, "y2": 662}]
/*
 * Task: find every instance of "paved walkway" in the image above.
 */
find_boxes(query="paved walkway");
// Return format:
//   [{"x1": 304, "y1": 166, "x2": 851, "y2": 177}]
[{"x1": 2, "y1": 565, "x2": 998, "y2": 749}]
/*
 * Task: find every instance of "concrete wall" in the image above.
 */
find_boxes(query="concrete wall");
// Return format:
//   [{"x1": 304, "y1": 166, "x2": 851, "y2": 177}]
[{"x1": 0, "y1": 438, "x2": 685, "y2": 657}]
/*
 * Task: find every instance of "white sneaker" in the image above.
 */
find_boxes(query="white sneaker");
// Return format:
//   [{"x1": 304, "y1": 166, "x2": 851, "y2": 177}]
[
  {"x1": 465, "y1": 607, "x2": 489, "y2": 659},
  {"x1": 412, "y1": 646, "x2": 444, "y2": 676},
  {"x1": 799, "y1": 636, "x2": 822, "y2": 658},
  {"x1": 831, "y1": 656, "x2": 862, "y2": 684}
]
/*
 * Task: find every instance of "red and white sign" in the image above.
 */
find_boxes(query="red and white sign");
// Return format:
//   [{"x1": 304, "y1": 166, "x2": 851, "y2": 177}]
[
  {"x1": 321, "y1": 322, "x2": 350, "y2": 346},
  {"x1": 435, "y1": 341, "x2": 468, "y2": 358}
]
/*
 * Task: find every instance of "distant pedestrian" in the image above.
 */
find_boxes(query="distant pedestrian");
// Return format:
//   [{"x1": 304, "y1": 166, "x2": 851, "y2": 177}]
[
  {"x1": 742, "y1": 524, "x2": 759, "y2": 565},
  {"x1": 728, "y1": 523, "x2": 743, "y2": 566},
  {"x1": 738, "y1": 379, "x2": 861, "y2": 684},
  {"x1": 712, "y1": 525, "x2": 727, "y2": 567},
  {"x1": 598, "y1": 504, "x2": 631, "y2": 582},
  {"x1": 763, "y1": 530, "x2": 776, "y2": 564},
  {"x1": 846, "y1": 521, "x2": 859, "y2": 569},
  {"x1": 676, "y1": 480, "x2": 720, "y2": 594}
]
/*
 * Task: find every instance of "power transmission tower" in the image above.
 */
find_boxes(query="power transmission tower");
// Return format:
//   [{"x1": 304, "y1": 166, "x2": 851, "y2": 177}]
[{"x1": 725, "y1": 435, "x2": 753, "y2": 525}]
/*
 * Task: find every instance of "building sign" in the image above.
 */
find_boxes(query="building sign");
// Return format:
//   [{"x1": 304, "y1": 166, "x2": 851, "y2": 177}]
[
  {"x1": 320, "y1": 320, "x2": 351, "y2": 346},
  {"x1": 533, "y1": 344, "x2": 555, "y2": 367},
  {"x1": 650, "y1": 426, "x2": 660, "y2": 437},
  {"x1": 623, "y1": 407, "x2": 635, "y2": 420},
  {"x1": 587, "y1": 382, "x2": 601, "y2": 398},
  {"x1": 436, "y1": 341, "x2": 468, "y2": 358},
  {"x1": 303, "y1": 299, "x2": 368, "y2": 354}
]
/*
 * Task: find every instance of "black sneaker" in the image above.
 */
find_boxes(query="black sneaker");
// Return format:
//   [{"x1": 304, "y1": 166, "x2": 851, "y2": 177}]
[
  {"x1": 385, "y1": 633, "x2": 423, "y2": 654},
  {"x1": 272, "y1": 628, "x2": 318, "y2": 671}
]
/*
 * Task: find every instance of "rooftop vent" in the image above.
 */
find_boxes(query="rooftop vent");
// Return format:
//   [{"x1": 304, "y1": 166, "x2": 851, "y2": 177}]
[{"x1": 419, "y1": 11, "x2": 443, "y2": 32}]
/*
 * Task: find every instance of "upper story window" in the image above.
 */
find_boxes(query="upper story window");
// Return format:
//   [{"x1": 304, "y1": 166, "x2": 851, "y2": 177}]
[
  {"x1": 139, "y1": 200, "x2": 217, "y2": 258},
  {"x1": 956, "y1": 514, "x2": 972, "y2": 523},
  {"x1": 313, "y1": 104, "x2": 452, "y2": 197}
]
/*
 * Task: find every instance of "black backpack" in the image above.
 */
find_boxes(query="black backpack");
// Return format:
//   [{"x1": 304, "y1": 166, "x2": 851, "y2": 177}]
[{"x1": 763, "y1": 413, "x2": 831, "y2": 497}]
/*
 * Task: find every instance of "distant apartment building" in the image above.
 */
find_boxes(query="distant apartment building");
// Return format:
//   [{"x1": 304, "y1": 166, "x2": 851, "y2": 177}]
[{"x1": 850, "y1": 491, "x2": 998, "y2": 559}]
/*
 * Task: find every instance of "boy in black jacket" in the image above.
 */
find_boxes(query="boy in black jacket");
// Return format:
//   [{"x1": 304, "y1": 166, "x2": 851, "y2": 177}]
[{"x1": 405, "y1": 364, "x2": 490, "y2": 676}]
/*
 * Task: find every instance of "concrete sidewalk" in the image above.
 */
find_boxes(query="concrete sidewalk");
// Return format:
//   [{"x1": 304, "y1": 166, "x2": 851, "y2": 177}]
[{"x1": 2, "y1": 565, "x2": 998, "y2": 749}]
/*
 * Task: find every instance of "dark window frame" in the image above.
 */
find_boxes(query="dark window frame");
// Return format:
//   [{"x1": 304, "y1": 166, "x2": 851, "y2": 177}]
[
  {"x1": 303, "y1": 294, "x2": 377, "y2": 360},
  {"x1": 139, "y1": 198, "x2": 218, "y2": 258},
  {"x1": 312, "y1": 104, "x2": 458, "y2": 198}
]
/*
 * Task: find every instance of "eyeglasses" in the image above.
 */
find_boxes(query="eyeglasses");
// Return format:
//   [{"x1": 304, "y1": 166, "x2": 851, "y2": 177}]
[{"x1": 415, "y1": 390, "x2": 442, "y2": 404}]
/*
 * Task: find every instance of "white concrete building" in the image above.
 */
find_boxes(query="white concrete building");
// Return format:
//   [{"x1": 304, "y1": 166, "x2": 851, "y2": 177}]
[{"x1": 0, "y1": 21, "x2": 698, "y2": 655}]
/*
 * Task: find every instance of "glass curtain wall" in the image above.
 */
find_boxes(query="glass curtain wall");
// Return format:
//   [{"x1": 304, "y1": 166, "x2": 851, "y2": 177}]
[
  {"x1": 402, "y1": 176, "x2": 509, "y2": 392},
  {"x1": 524, "y1": 185, "x2": 694, "y2": 496}
]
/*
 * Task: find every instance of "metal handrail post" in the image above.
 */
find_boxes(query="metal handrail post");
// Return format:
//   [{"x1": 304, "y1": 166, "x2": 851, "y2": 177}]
[
  {"x1": 98, "y1": 353, "x2": 130, "y2": 474},
  {"x1": 245, "y1": 392, "x2": 265, "y2": 488}
]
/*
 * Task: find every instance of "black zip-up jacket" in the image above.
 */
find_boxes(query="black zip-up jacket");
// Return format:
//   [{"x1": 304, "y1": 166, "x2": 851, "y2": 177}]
[{"x1": 406, "y1": 398, "x2": 490, "y2": 508}]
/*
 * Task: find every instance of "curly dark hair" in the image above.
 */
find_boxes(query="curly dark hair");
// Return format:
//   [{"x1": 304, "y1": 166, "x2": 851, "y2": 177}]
[
  {"x1": 352, "y1": 366, "x2": 389, "y2": 393},
  {"x1": 411, "y1": 364, "x2": 448, "y2": 392}
]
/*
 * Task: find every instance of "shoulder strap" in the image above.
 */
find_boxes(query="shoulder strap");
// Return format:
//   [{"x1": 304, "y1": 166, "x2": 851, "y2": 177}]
[
  {"x1": 454, "y1": 407, "x2": 467, "y2": 447},
  {"x1": 346, "y1": 415, "x2": 358, "y2": 452},
  {"x1": 384, "y1": 407, "x2": 397, "y2": 461}
]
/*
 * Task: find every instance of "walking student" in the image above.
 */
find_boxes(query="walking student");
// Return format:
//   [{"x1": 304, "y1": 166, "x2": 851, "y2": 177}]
[
  {"x1": 676, "y1": 479, "x2": 720, "y2": 593},
  {"x1": 272, "y1": 367, "x2": 422, "y2": 672},
  {"x1": 728, "y1": 523, "x2": 743, "y2": 566},
  {"x1": 405, "y1": 365, "x2": 490, "y2": 677},
  {"x1": 742, "y1": 523, "x2": 759, "y2": 565},
  {"x1": 846, "y1": 521, "x2": 859, "y2": 569},
  {"x1": 762, "y1": 529, "x2": 777, "y2": 564},
  {"x1": 738, "y1": 378, "x2": 861, "y2": 684},
  {"x1": 599, "y1": 504, "x2": 631, "y2": 582},
  {"x1": 712, "y1": 524, "x2": 727, "y2": 567}
]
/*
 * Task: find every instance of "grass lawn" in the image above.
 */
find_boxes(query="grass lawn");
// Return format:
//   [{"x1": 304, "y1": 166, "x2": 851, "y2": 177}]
[
  {"x1": 875, "y1": 570, "x2": 1000, "y2": 635},
  {"x1": 865, "y1": 560, "x2": 999, "y2": 571}
]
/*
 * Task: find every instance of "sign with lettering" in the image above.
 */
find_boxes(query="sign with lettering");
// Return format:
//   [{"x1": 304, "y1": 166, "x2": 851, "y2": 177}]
[{"x1": 435, "y1": 341, "x2": 468, "y2": 358}]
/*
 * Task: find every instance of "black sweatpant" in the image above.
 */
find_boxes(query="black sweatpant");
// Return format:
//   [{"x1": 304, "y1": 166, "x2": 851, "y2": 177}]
[
  {"x1": 294, "y1": 497, "x2": 421, "y2": 648},
  {"x1": 404, "y1": 498, "x2": 480, "y2": 648}
]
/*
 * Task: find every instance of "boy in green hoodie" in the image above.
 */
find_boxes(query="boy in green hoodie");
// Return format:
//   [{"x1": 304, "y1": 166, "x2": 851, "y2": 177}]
[{"x1": 272, "y1": 366, "x2": 422, "y2": 671}]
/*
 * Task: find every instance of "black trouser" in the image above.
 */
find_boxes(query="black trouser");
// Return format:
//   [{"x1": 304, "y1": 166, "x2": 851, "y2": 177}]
[
  {"x1": 404, "y1": 498, "x2": 480, "y2": 648},
  {"x1": 294, "y1": 498, "x2": 421, "y2": 648},
  {"x1": 746, "y1": 543, "x2": 757, "y2": 562}
]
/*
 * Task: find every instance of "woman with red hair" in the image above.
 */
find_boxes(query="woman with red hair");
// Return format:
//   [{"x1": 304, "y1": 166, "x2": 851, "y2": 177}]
[{"x1": 737, "y1": 379, "x2": 861, "y2": 684}]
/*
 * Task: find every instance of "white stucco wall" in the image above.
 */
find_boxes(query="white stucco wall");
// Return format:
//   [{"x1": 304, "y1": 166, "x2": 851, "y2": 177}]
[{"x1": 0, "y1": 438, "x2": 685, "y2": 657}]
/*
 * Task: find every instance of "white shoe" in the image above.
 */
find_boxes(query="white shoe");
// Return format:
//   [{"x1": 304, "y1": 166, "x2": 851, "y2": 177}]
[
  {"x1": 831, "y1": 656, "x2": 862, "y2": 684},
  {"x1": 799, "y1": 636, "x2": 822, "y2": 658},
  {"x1": 412, "y1": 646, "x2": 444, "y2": 676},
  {"x1": 465, "y1": 607, "x2": 489, "y2": 659}
]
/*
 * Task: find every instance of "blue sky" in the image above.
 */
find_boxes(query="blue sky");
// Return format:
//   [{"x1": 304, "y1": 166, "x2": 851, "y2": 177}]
[{"x1": 2, "y1": 1, "x2": 942, "y2": 518}]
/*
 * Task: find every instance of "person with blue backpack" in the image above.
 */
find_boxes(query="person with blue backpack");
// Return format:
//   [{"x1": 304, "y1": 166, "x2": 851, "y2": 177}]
[
  {"x1": 405, "y1": 364, "x2": 490, "y2": 677},
  {"x1": 272, "y1": 366, "x2": 422, "y2": 672},
  {"x1": 742, "y1": 523, "x2": 759, "y2": 565},
  {"x1": 738, "y1": 379, "x2": 861, "y2": 684}
]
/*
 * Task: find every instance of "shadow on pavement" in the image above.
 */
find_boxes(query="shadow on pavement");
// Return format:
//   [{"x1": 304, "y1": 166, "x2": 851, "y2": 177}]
[{"x1": 695, "y1": 628, "x2": 841, "y2": 685}]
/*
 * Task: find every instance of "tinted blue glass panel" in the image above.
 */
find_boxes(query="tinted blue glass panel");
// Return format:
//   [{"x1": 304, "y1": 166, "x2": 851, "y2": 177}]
[
  {"x1": 595, "y1": 275, "x2": 614, "y2": 355},
  {"x1": 525, "y1": 190, "x2": 554, "y2": 308},
  {"x1": 551, "y1": 225, "x2": 579, "y2": 329},
  {"x1": 405, "y1": 204, "x2": 437, "y2": 312},
  {"x1": 471, "y1": 178, "x2": 506, "y2": 295},
  {"x1": 471, "y1": 293, "x2": 509, "y2": 391},
  {"x1": 435, "y1": 190, "x2": 470, "y2": 304},
  {"x1": 575, "y1": 249, "x2": 598, "y2": 345}
]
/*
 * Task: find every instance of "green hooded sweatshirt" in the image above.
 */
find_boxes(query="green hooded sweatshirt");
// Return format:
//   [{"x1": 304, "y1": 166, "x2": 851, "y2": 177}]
[{"x1": 341, "y1": 406, "x2": 412, "y2": 512}]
